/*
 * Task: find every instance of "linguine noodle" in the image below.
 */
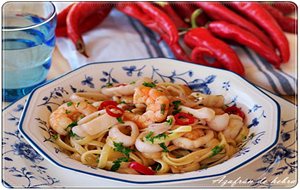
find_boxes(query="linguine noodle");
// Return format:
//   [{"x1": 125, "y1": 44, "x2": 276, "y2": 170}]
[{"x1": 49, "y1": 77, "x2": 249, "y2": 174}]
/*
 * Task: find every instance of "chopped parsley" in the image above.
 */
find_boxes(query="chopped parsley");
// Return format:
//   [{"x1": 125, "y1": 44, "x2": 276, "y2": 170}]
[
  {"x1": 116, "y1": 117, "x2": 124, "y2": 124},
  {"x1": 65, "y1": 121, "x2": 78, "y2": 137},
  {"x1": 210, "y1": 145, "x2": 224, "y2": 157},
  {"x1": 67, "y1": 102, "x2": 73, "y2": 106},
  {"x1": 172, "y1": 100, "x2": 181, "y2": 109},
  {"x1": 111, "y1": 142, "x2": 134, "y2": 171},
  {"x1": 172, "y1": 100, "x2": 182, "y2": 114},
  {"x1": 154, "y1": 163, "x2": 162, "y2": 171},
  {"x1": 143, "y1": 82, "x2": 156, "y2": 88},
  {"x1": 68, "y1": 130, "x2": 77, "y2": 137},
  {"x1": 145, "y1": 132, "x2": 168, "y2": 144},
  {"x1": 166, "y1": 118, "x2": 173, "y2": 125},
  {"x1": 145, "y1": 131, "x2": 154, "y2": 143},
  {"x1": 119, "y1": 100, "x2": 126, "y2": 104},
  {"x1": 76, "y1": 102, "x2": 81, "y2": 107},
  {"x1": 130, "y1": 81, "x2": 136, "y2": 85},
  {"x1": 160, "y1": 104, "x2": 166, "y2": 115},
  {"x1": 113, "y1": 142, "x2": 132, "y2": 157},
  {"x1": 159, "y1": 143, "x2": 169, "y2": 152},
  {"x1": 65, "y1": 110, "x2": 71, "y2": 114},
  {"x1": 155, "y1": 133, "x2": 168, "y2": 140},
  {"x1": 111, "y1": 157, "x2": 129, "y2": 171},
  {"x1": 66, "y1": 121, "x2": 78, "y2": 128}
]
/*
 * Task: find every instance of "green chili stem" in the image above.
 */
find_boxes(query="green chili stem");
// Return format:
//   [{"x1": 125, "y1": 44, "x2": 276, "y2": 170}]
[{"x1": 191, "y1": 9, "x2": 202, "y2": 28}]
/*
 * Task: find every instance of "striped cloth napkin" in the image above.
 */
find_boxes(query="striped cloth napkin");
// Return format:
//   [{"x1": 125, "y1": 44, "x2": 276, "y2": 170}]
[{"x1": 55, "y1": 7, "x2": 297, "y2": 96}]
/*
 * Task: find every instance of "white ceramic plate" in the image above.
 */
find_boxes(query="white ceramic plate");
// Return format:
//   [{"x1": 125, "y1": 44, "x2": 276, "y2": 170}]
[
  {"x1": 17, "y1": 58, "x2": 280, "y2": 184},
  {"x1": 2, "y1": 88, "x2": 297, "y2": 188}
]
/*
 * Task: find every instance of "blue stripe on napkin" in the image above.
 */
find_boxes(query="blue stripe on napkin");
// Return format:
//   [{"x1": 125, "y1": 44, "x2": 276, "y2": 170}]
[
  {"x1": 257, "y1": 56, "x2": 295, "y2": 95},
  {"x1": 128, "y1": 17, "x2": 154, "y2": 58},
  {"x1": 243, "y1": 48, "x2": 282, "y2": 94}
]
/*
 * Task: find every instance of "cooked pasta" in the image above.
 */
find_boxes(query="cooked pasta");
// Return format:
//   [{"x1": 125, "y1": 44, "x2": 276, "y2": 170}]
[{"x1": 49, "y1": 77, "x2": 249, "y2": 174}]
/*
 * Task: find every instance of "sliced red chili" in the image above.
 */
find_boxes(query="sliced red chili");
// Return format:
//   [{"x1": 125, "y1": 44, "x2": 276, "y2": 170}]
[
  {"x1": 128, "y1": 161, "x2": 156, "y2": 175},
  {"x1": 105, "y1": 105, "x2": 124, "y2": 118},
  {"x1": 98, "y1": 100, "x2": 118, "y2": 110},
  {"x1": 224, "y1": 106, "x2": 245, "y2": 120},
  {"x1": 174, "y1": 112, "x2": 195, "y2": 125}
]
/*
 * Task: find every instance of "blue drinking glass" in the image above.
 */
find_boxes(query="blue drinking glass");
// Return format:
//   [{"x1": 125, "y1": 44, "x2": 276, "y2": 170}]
[{"x1": 2, "y1": 2, "x2": 57, "y2": 102}]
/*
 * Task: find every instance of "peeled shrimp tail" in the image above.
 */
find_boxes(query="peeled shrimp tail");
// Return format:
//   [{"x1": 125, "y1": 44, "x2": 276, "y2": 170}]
[
  {"x1": 172, "y1": 130, "x2": 214, "y2": 150},
  {"x1": 49, "y1": 100, "x2": 99, "y2": 136}
]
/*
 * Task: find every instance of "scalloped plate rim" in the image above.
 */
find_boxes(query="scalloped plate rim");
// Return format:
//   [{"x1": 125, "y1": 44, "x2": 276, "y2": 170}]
[{"x1": 17, "y1": 58, "x2": 281, "y2": 184}]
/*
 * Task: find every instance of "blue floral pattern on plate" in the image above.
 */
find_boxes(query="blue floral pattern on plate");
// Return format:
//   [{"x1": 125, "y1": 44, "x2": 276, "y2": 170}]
[{"x1": 6, "y1": 59, "x2": 286, "y2": 186}]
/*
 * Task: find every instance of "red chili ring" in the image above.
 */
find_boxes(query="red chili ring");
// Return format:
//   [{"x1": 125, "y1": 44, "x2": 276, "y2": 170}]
[
  {"x1": 98, "y1": 100, "x2": 118, "y2": 110},
  {"x1": 105, "y1": 105, "x2": 124, "y2": 118},
  {"x1": 174, "y1": 112, "x2": 195, "y2": 125},
  {"x1": 224, "y1": 105, "x2": 245, "y2": 120}
]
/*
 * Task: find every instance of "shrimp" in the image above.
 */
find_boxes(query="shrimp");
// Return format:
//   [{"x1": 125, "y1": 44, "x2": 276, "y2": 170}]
[
  {"x1": 172, "y1": 129, "x2": 214, "y2": 150},
  {"x1": 49, "y1": 101, "x2": 97, "y2": 135},
  {"x1": 124, "y1": 86, "x2": 170, "y2": 128},
  {"x1": 182, "y1": 128, "x2": 205, "y2": 140}
]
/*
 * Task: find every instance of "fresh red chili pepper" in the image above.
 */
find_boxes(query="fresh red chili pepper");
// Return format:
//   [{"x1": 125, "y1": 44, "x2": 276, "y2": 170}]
[
  {"x1": 116, "y1": 3, "x2": 182, "y2": 60},
  {"x1": 224, "y1": 106, "x2": 245, "y2": 120},
  {"x1": 56, "y1": 8, "x2": 112, "y2": 37},
  {"x1": 98, "y1": 100, "x2": 118, "y2": 110},
  {"x1": 171, "y1": 3, "x2": 209, "y2": 27},
  {"x1": 128, "y1": 162, "x2": 156, "y2": 175},
  {"x1": 229, "y1": 2, "x2": 290, "y2": 63},
  {"x1": 184, "y1": 28, "x2": 245, "y2": 76},
  {"x1": 55, "y1": 27, "x2": 68, "y2": 37},
  {"x1": 208, "y1": 21, "x2": 281, "y2": 68},
  {"x1": 56, "y1": 3, "x2": 75, "y2": 28},
  {"x1": 135, "y1": 2, "x2": 178, "y2": 45},
  {"x1": 116, "y1": 3, "x2": 175, "y2": 45},
  {"x1": 169, "y1": 43, "x2": 191, "y2": 62},
  {"x1": 174, "y1": 112, "x2": 196, "y2": 125},
  {"x1": 272, "y1": 2, "x2": 296, "y2": 15},
  {"x1": 190, "y1": 46, "x2": 223, "y2": 68},
  {"x1": 66, "y1": 2, "x2": 113, "y2": 57},
  {"x1": 155, "y1": 2, "x2": 189, "y2": 29},
  {"x1": 194, "y1": 2, "x2": 274, "y2": 49},
  {"x1": 105, "y1": 105, "x2": 124, "y2": 118},
  {"x1": 262, "y1": 4, "x2": 297, "y2": 34}
]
